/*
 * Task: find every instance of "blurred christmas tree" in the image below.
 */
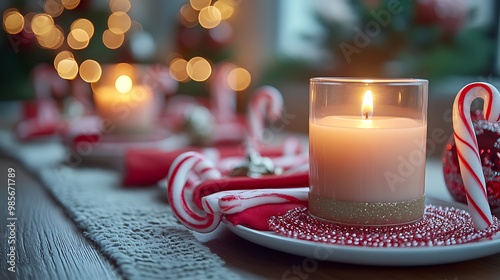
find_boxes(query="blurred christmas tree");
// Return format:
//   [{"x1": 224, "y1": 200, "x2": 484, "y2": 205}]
[
  {"x1": 264, "y1": 0, "x2": 496, "y2": 81},
  {"x1": 320, "y1": 0, "x2": 496, "y2": 78},
  {"x1": 166, "y1": 0, "x2": 251, "y2": 99},
  {"x1": 1, "y1": 0, "x2": 138, "y2": 101}
]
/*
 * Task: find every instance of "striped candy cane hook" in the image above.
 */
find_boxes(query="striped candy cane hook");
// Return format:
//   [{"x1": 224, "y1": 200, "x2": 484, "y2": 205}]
[
  {"x1": 210, "y1": 62, "x2": 237, "y2": 123},
  {"x1": 247, "y1": 86, "x2": 284, "y2": 148},
  {"x1": 167, "y1": 152, "x2": 223, "y2": 232},
  {"x1": 452, "y1": 82, "x2": 500, "y2": 230}
]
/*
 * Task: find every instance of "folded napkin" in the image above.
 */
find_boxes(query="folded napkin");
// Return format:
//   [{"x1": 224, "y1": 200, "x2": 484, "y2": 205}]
[
  {"x1": 166, "y1": 150, "x2": 309, "y2": 232},
  {"x1": 123, "y1": 144, "x2": 303, "y2": 186},
  {"x1": 225, "y1": 202, "x2": 308, "y2": 231}
]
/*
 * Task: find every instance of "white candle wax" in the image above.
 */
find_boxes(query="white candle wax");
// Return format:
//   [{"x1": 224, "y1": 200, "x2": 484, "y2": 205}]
[
  {"x1": 93, "y1": 85, "x2": 155, "y2": 133},
  {"x1": 309, "y1": 116, "x2": 426, "y2": 203}
]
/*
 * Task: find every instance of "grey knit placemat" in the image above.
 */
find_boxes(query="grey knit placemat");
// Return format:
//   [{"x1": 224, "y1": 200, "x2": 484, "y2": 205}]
[{"x1": 0, "y1": 131, "x2": 239, "y2": 280}]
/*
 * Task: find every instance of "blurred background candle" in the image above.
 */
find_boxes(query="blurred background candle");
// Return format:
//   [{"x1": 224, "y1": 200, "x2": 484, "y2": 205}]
[
  {"x1": 92, "y1": 64, "x2": 157, "y2": 134},
  {"x1": 309, "y1": 78, "x2": 428, "y2": 226}
]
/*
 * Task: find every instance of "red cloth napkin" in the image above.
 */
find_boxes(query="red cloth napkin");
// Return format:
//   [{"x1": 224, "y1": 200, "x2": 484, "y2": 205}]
[
  {"x1": 15, "y1": 120, "x2": 62, "y2": 141},
  {"x1": 15, "y1": 100, "x2": 63, "y2": 141},
  {"x1": 225, "y1": 202, "x2": 308, "y2": 231},
  {"x1": 123, "y1": 145, "x2": 292, "y2": 186}
]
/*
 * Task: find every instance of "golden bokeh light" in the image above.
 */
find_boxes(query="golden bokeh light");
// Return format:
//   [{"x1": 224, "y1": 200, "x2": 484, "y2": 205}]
[
  {"x1": 67, "y1": 28, "x2": 90, "y2": 50},
  {"x1": 62, "y1": 0, "x2": 81, "y2": 10},
  {"x1": 54, "y1": 51, "x2": 74, "y2": 69},
  {"x1": 190, "y1": 0, "x2": 211, "y2": 11},
  {"x1": 110, "y1": 0, "x2": 131, "y2": 13},
  {"x1": 186, "y1": 57, "x2": 212, "y2": 82},
  {"x1": 180, "y1": 4, "x2": 198, "y2": 27},
  {"x1": 57, "y1": 57, "x2": 79, "y2": 80},
  {"x1": 214, "y1": 0, "x2": 235, "y2": 20},
  {"x1": 3, "y1": 9, "x2": 24, "y2": 35},
  {"x1": 227, "y1": 67, "x2": 251, "y2": 91},
  {"x1": 102, "y1": 29, "x2": 124, "y2": 49},
  {"x1": 115, "y1": 75, "x2": 133, "y2": 93},
  {"x1": 71, "y1": 18, "x2": 94, "y2": 39},
  {"x1": 44, "y1": 0, "x2": 64, "y2": 17},
  {"x1": 79, "y1": 59, "x2": 102, "y2": 83},
  {"x1": 198, "y1": 6, "x2": 221, "y2": 29},
  {"x1": 169, "y1": 58, "x2": 190, "y2": 82},
  {"x1": 114, "y1": 63, "x2": 134, "y2": 78},
  {"x1": 36, "y1": 24, "x2": 64, "y2": 49},
  {"x1": 108, "y1": 11, "x2": 131, "y2": 34},
  {"x1": 31, "y1": 13, "x2": 54, "y2": 36}
]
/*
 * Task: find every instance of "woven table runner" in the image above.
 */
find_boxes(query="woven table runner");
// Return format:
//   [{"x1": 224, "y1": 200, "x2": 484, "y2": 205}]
[{"x1": 0, "y1": 131, "x2": 239, "y2": 280}]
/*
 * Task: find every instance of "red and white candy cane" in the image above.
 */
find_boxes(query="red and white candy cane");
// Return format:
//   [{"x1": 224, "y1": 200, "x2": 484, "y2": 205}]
[
  {"x1": 167, "y1": 151, "x2": 309, "y2": 232},
  {"x1": 453, "y1": 82, "x2": 500, "y2": 230},
  {"x1": 247, "y1": 86, "x2": 284, "y2": 148},
  {"x1": 167, "y1": 151, "x2": 223, "y2": 232},
  {"x1": 201, "y1": 187, "x2": 308, "y2": 215},
  {"x1": 210, "y1": 62, "x2": 237, "y2": 123}
]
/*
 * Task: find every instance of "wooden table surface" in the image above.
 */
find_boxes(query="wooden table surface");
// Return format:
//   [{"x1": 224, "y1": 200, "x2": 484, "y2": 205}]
[{"x1": 1, "y1": 156, "x2": 500, "y2": 280}]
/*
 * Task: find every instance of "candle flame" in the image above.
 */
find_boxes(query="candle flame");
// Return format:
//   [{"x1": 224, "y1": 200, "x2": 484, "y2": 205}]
[
  {"x1": 361, "y1": 90, "x2": 373, "y2": 119},
  {"x1": 115, "y1": 75, "x2": 132, "y2": 93}
]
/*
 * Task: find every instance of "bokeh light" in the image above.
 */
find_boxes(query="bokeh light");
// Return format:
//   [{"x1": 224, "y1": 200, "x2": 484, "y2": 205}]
[
  {"x1": 62, "y1": 0, "x2": 81, "y2": 10},
  {"x1": 214, "y1": 0, "x2": 235, "y2": 20},
  {"x1": 114, "y1": 63, "x2": 134, "y2": 78},
  {"x1": 79, "y1": 59, "x2": 102, "y2": 83},
  {"x1": 190, "y1": 0, "x2": 211, "y2": 11},
  {"x1": 57, "y1": 57, "x2": 79, "y2": 80},
  {"x1": 3, "y1": 9, "x2": 24, "y2": 35},
  {"x1": 115, "y1": 75, "x2": 133, "y2": 93},
  {"x1": 199, "y1": 6, "x2": 221, "y2": 29},
  {"x1": 186, "y1": 57, "x2": 212, "y2": 82},
  {"x1": 227, "y1": 67, "x2": 251, "y2": 91},
  {"x1": 110, "y1": 0, "x2": 131, "y2": 13},
  {"x1": 130, "y1": 31, "x2": 155, "y2": 61},
  {"x1": 169, "y1": 58, "x2": 190, "y2": 82},
  {"x1": 44, "y1": 0, "x2": 64, "y2": 17},
  {"x1": 37, "y1": 24, "x2": 64, "y2": 49},
  {"x1": 71, "y1": 18, "x2": 94, "y2": 39},
  {"x1": 31, "y1": 13, "x2": 54, "y2": 36},
  {"x1": 102, "y1": 29, "x2": 124, "y2": 49},
  {"x1": 54, "y1": 51, "x2": 74, "y2": 69},
  {"x1": 67, "y1": 28, "x2": 90, "y2": 50},
  {"x1": 180, "y1": 4, "x2": 198, "y2": 28},
  {"x1": 108, "y1": 11, "x2": 131, "y2": 34}
]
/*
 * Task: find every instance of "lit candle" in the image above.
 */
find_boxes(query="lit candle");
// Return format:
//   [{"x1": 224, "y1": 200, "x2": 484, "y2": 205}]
[
  {"x1": 309, "y1": 78, "x2": 428, "y2": 226},
  {"x1": 93, "y1": 74, "x2": 155, "y2": 134}
]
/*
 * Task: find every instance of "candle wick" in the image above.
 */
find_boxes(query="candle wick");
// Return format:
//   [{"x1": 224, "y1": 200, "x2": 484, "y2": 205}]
[{"x1": 364, "y1": 112, "x2": 369, "y2": 120}]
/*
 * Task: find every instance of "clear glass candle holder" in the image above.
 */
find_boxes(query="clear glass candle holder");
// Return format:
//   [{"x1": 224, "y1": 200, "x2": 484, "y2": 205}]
[
  {"x1": 309, "y1": 78, "x2": 428, "y2": 226},
  {"x1": 91, "y1": 63, "x2": 163, "y2": 134}
]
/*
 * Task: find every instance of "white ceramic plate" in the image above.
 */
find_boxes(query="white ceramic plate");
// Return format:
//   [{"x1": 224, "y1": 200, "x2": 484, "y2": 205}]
[
  {"x1": 224, "y1": 196, "x2": 500, "y2": 266},
  {"x1": 225, "y1": 221, "x2": 500, "y2": 266}
]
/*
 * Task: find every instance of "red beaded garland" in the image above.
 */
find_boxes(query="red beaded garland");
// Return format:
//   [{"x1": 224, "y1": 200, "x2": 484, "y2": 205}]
[{"x1": 268, "y1": 206, "x2": 500, "y2": 247}]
